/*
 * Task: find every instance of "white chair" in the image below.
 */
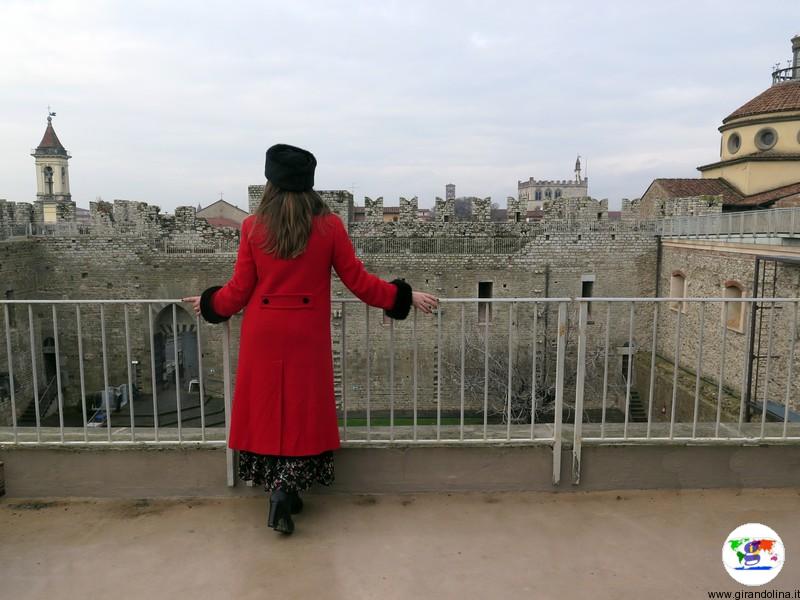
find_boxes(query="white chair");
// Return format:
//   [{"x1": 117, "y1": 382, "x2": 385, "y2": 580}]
[{"x1": 187, "y1": 378, "x2": 200, "y2": 394}]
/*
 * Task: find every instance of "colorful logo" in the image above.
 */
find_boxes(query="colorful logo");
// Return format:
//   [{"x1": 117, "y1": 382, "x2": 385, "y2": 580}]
[{"x1": 722, "y1": 523, "x2": 785, "y2": 586}]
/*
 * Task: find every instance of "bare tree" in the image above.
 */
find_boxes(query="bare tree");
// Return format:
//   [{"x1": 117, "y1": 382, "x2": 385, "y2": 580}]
[{"x1": 437, "y1": 315, "x2": 628, "y2": 425}]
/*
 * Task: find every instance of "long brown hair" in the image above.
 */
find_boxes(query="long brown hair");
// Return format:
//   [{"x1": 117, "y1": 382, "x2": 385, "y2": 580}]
[{"x1": 254, "y1": 181, "x2": 333, "y2": 259}]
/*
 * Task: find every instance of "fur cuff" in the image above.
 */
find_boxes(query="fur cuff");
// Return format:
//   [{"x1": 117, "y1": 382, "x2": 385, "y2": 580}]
[
  {"x1": 200, "y1": 285, "x2": 230, "y2": 324},
  {"x1": 385, "y1": 278, "x2": 412, "y2": 320}
]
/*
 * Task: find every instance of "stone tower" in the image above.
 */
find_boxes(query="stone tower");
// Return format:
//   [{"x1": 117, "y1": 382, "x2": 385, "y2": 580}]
[{"x1": 31, "y1": 112, "x2": 75, "y2": 224}]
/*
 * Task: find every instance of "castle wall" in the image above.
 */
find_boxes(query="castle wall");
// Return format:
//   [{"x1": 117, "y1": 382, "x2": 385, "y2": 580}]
[
  {"x1": 0, "y1": 240, "x2": 44, "y2": 426},
  {"x1": 637, "y1": 192, "x2": 725, "y2": 220},
  {"x1": 652, "y1": 241, "x2": 800, "y2": 423},
  {"x1": 248, "y1": 186, "x2": 354, "y2": 225},
  {"x1": 16, "y1": 189, "x2": 792, "y2": 431},
  {"x1": 0, "y1": 191, "x2": 659, "y2": 426}
]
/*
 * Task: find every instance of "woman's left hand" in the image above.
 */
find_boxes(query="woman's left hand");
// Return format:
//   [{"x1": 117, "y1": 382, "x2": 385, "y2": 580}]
[{"x1": 182, "y1": 296, "x2": 201, "y2": 317}]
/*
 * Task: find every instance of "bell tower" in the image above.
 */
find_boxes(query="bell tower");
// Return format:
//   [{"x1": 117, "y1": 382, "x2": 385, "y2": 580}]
[{"x1": 31, "y1": 110, "x2": 74, "y2": 223}]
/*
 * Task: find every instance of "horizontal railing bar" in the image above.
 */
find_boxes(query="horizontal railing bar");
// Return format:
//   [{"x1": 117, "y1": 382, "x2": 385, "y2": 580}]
[
  {"x1": 341, "y1": 439, "x2": 556, "y2": 446},
  {"x1": 581, "y1": 437, "x2": 800, "y2": 445},
  {"x1": 3, "y1": 296, "x2": 798, "y2": 305},
  {"x1": 0, "y1": 297, "x2": 574, "y2": 305},
  {"x1": 437, "y1": 297, "x2": 571, "y2": 303},
  {"x1": 579, "y1": 297, "x2": 800, "y2": 303},
  {"x1": 0, "y1": 299, "x2": 191, "y2": 305},
  {"x1": 0, "y1": 440, "x2": 227, "y2": 447}
]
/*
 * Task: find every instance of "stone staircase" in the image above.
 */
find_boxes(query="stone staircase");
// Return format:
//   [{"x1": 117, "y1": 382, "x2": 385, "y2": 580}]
[{"x1": 627, "y1": 390, "x2": 648, "y2": 423}]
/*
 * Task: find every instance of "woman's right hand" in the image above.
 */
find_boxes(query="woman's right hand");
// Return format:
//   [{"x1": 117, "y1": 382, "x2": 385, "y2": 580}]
[{"x1": 412, "y1": 291, "x2": 439, "y2": 314}]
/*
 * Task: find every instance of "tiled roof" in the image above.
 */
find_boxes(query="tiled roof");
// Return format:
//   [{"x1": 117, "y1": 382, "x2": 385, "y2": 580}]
[
  {"x1": 197, "y1": 199, "x2": 249, "y2": 218},
  {"x1": 35, "y1": 120, "x2": 67, "y2": 153},
  {"x1": 723, "y1": 80, "x2": 800, "y2": 123},
  {"x1": 729, "y1": 181, "x2": 800, "y2": 207},
  {"x1": 204, "y1": 216, "x2": 243, "y2": 230},
  {"x1": 649, "y1": 177, "x2": 800, "y2": 208},
  {"x1": 651, "y1": 178, "x2": 743, "y2": 205}
]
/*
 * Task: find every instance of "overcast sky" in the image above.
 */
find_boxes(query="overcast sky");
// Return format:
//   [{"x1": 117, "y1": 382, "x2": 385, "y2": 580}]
[{"x1": 1, "y1": 1, "x2": 798, "y2": 212}]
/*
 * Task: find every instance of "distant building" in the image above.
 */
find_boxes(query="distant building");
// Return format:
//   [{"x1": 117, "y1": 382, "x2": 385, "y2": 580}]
[
  {"x1": 642, "y1": 36, "x2": 800, "y2": 213},
  {"x1": 31, "y1": 112, "x2": 76, "y2": 223},
  {"x1": 518, "y1": 156, "x2": 588, "y2": 211},
  {"x1": 196, "y1": 198, "x2": 249, "y2": 230},
  {"x1": 75, "y1": 207, "x2": 90, "y2": 224},
  {"x1": 698, "y1": 35, "x2": 800, "y2": 206}
]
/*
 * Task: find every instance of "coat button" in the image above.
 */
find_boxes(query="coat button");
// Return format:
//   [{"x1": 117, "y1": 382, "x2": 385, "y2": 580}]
[
  {"x1": 303, "y1": 297, "x2": 309, "y2": 304},
  {"x1": 262, "y1": 297, "x2": 269, "y2": 304}
]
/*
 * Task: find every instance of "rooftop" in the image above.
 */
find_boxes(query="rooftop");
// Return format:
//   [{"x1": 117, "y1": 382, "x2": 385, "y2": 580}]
[
  {"x1": 726, "y1": 180, "x2": 800, "y2": 208},
  {"x1": 724, "y1": 79, "x2": 800, "y2": 123},
  {"x1": 32, "y1": 116, "x2": 69, "y2": 157},
  {"x1": 648, "y1": 178, "x2": 743, "y2": 205},
  {"x1": 2, "y1": 488, "x2": 799, "y2": 598},
  {"x1": 203, "y1": 216, "x2": 243, "y2": 230}
]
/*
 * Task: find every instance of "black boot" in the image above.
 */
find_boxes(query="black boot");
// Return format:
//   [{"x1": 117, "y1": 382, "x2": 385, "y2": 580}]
[
  {"x1": 267, "y1": 488, "x2": 295, "y2": 534},
  {"x1": 288, "y1": 490, "x2": 303, "y2": 515}
]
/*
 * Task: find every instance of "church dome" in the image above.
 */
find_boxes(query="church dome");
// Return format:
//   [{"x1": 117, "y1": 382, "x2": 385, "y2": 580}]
[
  {"x1": 697, "y1": 36, "x2": 800, "y2": 197},
  {"x1": 723, "y1": 79, "x2": 800, "y2": 124}
]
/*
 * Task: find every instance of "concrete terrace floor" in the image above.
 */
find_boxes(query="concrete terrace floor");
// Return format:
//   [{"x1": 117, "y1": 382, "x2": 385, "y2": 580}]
[{"x1": 2, "y1": 488, "x2": 800, "y2": 600}]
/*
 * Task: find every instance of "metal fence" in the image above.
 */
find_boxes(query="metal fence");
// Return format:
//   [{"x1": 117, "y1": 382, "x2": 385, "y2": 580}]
[
  {"x1": 569, "y1": 297, "x2": 800, "y2": 484},
  {"x1": 659, "y1": 207, "x2": 800, "y2": 239},
  {"x1": 1, "y1": 296, "x2": 798, "y2": 488}
]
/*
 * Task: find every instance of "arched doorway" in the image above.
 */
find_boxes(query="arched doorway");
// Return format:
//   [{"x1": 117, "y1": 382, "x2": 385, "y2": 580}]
[
  {"x1": 153, "y1": 305, "x2": 198, "y2": 392},
  {"x1": 42, "y1": 336, "x2": 57, "y2": 384}
]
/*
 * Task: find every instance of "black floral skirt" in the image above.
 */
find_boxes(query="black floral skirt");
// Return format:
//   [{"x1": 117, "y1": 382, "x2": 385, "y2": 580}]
[{"x1": 238, "y1": 449, "x2": 335, "y2": 493}]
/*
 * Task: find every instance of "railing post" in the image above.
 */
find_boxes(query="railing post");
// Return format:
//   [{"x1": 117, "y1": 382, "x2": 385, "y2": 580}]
[
  {"x1": 572, "y1": 301, "x2": 588, "y2": 485},
  {"x1": 222, "y1": 320, "x2": 235, "y2": 487},
  {"x1": 3, "y1": 305, "x2": 18, "y2": 444},
  {"x1": 552, "y1": 302, "x2": 567, "y2": 486}
]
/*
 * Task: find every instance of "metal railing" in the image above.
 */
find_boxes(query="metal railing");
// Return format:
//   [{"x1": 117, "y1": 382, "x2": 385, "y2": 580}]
[
  {"x1": 772, "y1": 65, "x2": 799, "y2": 84},
  {"x1": 570, "y1": 297, "x2": 800, "y2": 484},
  {"x1": 0, "y1": 300, "x2": 230, "y2": 447},
  {"x1": 1, "y1": 295, "x2": 798, "y2": 488},
  {"x1": 659, "y1": 207, "x2": 800, "y2": 240},
  {"x1": 337, "y1": 297, "x2": 571, "y2": 486}
]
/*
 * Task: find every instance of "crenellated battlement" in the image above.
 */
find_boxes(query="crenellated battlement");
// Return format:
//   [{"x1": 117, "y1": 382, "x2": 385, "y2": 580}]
[{"x1": 0, "y1": 189, "x2": 655, "y2": 252}]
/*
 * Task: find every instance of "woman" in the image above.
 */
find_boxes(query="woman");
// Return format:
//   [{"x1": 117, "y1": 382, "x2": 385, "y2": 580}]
[{"x1": 183, "y1": 144, "x2": 439, "y2": 535}]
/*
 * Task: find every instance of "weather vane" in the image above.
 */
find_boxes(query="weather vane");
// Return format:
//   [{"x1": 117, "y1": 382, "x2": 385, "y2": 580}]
[{"x1": 47, "y1": 105, "x2": 56, "y2": 121}]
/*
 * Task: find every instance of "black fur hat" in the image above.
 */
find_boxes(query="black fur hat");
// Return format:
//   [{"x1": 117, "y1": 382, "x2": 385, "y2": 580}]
[{"x1": 264, "y1": 144, "x2": 317, "y2": 191}]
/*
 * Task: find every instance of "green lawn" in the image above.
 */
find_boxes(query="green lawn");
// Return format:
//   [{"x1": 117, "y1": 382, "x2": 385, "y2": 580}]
[{"x1": 337, "y1": 416, "x2": 487, "y2": 427}]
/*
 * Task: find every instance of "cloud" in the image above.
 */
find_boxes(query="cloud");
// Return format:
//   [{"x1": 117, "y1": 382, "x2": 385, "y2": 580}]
[{"x1": 0, "y1": 0, "x2": 798, "y2": 212}]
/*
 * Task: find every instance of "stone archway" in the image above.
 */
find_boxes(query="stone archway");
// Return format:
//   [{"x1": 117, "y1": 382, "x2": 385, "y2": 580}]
[
  {"x1": 152, "y1": 304, "x2": 198, "y2": 392},
  {"x1": 42, "y1": 336, "x2": 57, "y2": 384}
]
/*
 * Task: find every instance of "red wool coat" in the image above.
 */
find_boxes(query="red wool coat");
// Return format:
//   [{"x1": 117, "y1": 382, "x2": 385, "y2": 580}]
[{"x1": 199, "y1": 212, "x2": 412, "y2": 456}]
